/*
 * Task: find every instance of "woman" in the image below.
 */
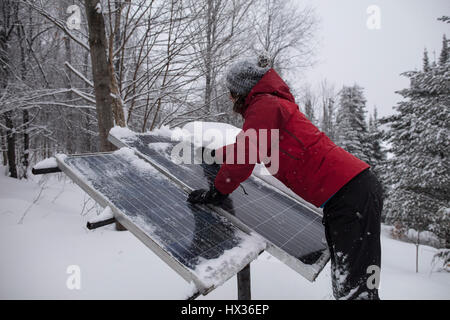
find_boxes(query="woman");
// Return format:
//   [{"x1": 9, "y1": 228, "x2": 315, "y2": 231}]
[{"x1": 188, "y1": 55, "x2": 383, "y2": 300}]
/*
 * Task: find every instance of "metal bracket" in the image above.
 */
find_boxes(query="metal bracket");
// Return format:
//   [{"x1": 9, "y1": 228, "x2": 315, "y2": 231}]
[
  {"x1": 86, "y1": 218, "x2": 116, "y2": 230},
  {"x1": 32, "y1": 167, "x2": 61, "y2": 175}
]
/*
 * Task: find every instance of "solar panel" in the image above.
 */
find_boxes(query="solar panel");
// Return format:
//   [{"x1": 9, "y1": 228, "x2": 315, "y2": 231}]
[
  {"x1": 55, "y1": 151, "x2": 265, "y2": 294},
  {"x1": 108, "y1": 129, "x2": 330, "y2": 281}
]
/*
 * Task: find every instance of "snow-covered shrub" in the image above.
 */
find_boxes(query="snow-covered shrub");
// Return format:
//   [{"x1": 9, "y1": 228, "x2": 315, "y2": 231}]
[{"x1": 432, "y1": 249, "x2": 450, "y2": 272}]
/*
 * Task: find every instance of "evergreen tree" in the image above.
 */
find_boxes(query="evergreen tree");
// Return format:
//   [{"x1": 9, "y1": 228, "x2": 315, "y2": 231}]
[
  {"x1": 367, "y1": 107, "x2": 386, "y2": 177},
  {"x1": 423, "y1": 48, "x2": 430, "y2": 72},
  {"x1": 439, "y1": 34, "x2": 449, "y2": 65},
  {"x1": 335, "y1": 85, "x2": 371, "y2": 164},
  {"x1": 383, "y1": 42, "x2": 450, "y2": 246},
  {"x1": 304, "y1": 99, "x2": 316, "y2": 125},
  {"x1": 321, "y1": 97, "x2": 336, "y2": 141}
]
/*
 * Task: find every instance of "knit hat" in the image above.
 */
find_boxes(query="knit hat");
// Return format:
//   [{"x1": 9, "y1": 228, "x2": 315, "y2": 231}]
[{"x1": 225, "y1": 53, "x2": 272, "y2": 97}]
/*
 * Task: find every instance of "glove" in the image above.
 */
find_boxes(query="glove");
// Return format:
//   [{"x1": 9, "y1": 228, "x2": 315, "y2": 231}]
[{"x1": 187, "y1": 185, "x2": 228, "y2": 205}]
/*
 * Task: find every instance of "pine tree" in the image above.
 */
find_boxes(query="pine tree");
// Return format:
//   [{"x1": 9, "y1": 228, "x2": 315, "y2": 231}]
[
  {"x1": 304, "y1": 99, "x2": 316, "y2": 125},
  {"x1": 335, "y1": 85, "x2": 371, "y2": 164},
  {"x1": 383, "y1": 42, "x2": 450, "y2": 246},
  {"x1": 367, "y1": 107, "x2": 386, "y2": 177},
  {"x1": 423, "y1": 48, "x2": 430, "y2": 72},
  {"x1": 321, "y1": 97, "x2": 336, "y2": 141},
  {"x1": 439, "y1": 34, "x2": 448, "y2": 66}
]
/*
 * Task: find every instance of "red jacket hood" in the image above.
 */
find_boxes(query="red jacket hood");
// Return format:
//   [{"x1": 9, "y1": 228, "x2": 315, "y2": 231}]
[{"x1": 244, "y1": 69, "x2": 296, "y2": 109}]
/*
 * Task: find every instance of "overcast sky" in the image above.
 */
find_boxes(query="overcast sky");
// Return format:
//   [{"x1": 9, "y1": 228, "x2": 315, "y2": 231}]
[{"x1": 299, "y1": 0, "x2": 449, "y2": 118}]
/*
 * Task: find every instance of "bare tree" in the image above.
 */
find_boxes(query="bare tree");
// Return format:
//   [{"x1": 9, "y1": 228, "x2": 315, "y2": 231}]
[
  {"x1": 318, "y1": 79, "x2": 337, "y2": 140},
  {"x1": 249, "y1": 0, "x2": 317, "y2": 75},
  {"x1": 188, "y1": 0, "x2": 254, "y2": 113},
  {"x1": 1, "y1": 1, "x2": 19, "y2": 178},
  {"x1": 84, "y1": 0, "x2": 116, "y2": 152},
  {"x1": 299, "y1": 84, "x2": 318, "y2": 124}
]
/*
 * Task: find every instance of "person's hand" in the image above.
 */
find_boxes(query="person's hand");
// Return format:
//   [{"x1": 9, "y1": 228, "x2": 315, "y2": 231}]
[{"x1": 187, "y1": 185, "x2": 228, "y2": 205}]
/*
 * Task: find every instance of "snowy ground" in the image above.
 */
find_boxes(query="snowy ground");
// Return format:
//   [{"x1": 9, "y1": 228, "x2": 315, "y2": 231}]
[{"x1": 1, "y1": 168, "x2": 449, "y2": 300}]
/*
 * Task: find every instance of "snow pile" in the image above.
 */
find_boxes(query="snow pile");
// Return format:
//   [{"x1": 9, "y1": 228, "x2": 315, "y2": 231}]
[
  {"x1": 34, "y1": 157, "x2": 58, "y2": 170},
  {"x1": 181, "y1": 121, "x2": 242, "y2": 150},
  {"x1": 431, "y1": 249, "x2": 450, "y2": 273},
  {"x1": 406, "y1": 229, "x2": 441, "y2": 248},
  {"x1": 111, "y1": 122, "x2": 241, "y2": 149},
  {"x1": 109, "y1": 126, "x2": 138, "y2": 142},
  {"x1": 110, "y1": 125, "x2": 188, "y2": 143},
  {"x1": 193, "y1": 232, "x2": 266, "y2": 289},
  {"x1": 149, "y1": 125, "x2": 187, "y2": 141}
]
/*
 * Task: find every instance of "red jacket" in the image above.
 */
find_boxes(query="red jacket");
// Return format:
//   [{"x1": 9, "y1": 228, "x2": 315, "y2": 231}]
[{"x1": 214, "y1": 69, "x2": 369, "y2": 208}]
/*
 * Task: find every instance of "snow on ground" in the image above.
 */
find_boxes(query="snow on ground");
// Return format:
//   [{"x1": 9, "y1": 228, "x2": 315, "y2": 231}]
[{"x1": 0, "y1": 168, "x2": 449, "y2": 300}]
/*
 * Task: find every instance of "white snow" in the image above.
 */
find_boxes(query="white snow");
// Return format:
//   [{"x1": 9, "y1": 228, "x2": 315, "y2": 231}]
[
  {"x1": 193, "y1": 232, "x2": 266, "y2": 289},
  {"x1": 1, "y1": 169, "x2": 449, "y2": 299},
  {"x1": 148, "y1": 142, "x2": 171, "y2": 153},
  {"x1": 64, "y1": 62, "x2": 94, "y2": 88},
  {"x1": 89, "y1": 206, "x2": 114, "y2": 224},
  {"x1": 95, "y1": 2, "x2": 102, "y2": 14},
  {"x1": 405, "y1": 228, "x2": 441, "y2": 248},
  {"x1": 109, "y1": 126, "x2": 138, "y2": 142},
  {"x1": 109, "y1": 125, "x2": 188, "y2": 143},
  {"x1": 182, "y1": 121, "x2": 242, "y2": 150},
  {"x1": 149, "y1": 125, "x2": 187, "y2": 140},
  {"x1": 34, "y1": 157, "x2": 58, "y2": 170},
  {"x1": 5, "y1": 121, "x2": 448, "y2": 299},
  {"x1": 116, "y1": 121, "x2": 242, "y2": 149},
  {"x1": 113, "y1": 147, "x2": 159, "y2": 175}
]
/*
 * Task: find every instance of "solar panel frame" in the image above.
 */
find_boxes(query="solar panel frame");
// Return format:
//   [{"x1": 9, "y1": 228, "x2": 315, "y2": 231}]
[
  {"x1": 55, "y1": 152, "x2": 264, "y2": 295},
  {"x1": 108, "y1": 132, "x2": 330, "y2": 281}
]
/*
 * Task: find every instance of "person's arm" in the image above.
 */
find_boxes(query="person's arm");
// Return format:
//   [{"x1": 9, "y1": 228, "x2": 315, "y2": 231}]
[{"x1": 214, "y1": 100, "x2": 288, "y2": 195}]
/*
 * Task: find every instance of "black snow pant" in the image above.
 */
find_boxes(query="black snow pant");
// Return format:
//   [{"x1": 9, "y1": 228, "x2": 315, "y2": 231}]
[{"x1": 322, "y1": 168, "x2": 383, "y2": 300}]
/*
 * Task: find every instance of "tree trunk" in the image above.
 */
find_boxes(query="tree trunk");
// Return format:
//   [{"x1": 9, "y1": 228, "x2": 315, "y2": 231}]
[
  {"x1": 0, "y1": 1, "x2": 16, "y2": 177},
  {"x1": 1, "y1": 129, "x2": 7, "y2": 166},
  {"x1": 83, "y1": 50, "x2": 93, "y2": 153},
  {"x1": 18, "y1": 18, "x2": 29, "y2": 179},
  {"x1": 22, "y1": 110, "x2": 29, "y2": 179},
  {"x1": 114, "y1": 0, "x2": 123, "y2": 81},
  {"x1": 85, "y1": 0, "x2": 124, "y2": 231},
  {"x1": 84, "y1": 0, "x2": 116, "y2": 152},
  {"x1": 64, "y1": 35, "x2": 76, "y2": 154},
  {"x1": 204, "y1": 0, "x2": 213, "y2": 112},
  {"x1": 4, "y1": 112, "x2": 17, "y2": 178}
]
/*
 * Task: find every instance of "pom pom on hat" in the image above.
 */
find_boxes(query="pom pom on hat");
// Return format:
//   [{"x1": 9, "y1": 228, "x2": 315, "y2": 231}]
[{"x1": 226, "y1": 53, "x2": 272, "y2": 96}]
